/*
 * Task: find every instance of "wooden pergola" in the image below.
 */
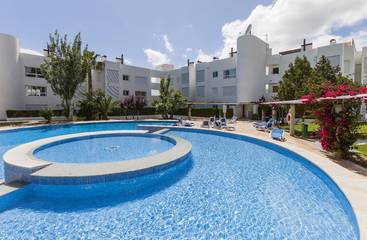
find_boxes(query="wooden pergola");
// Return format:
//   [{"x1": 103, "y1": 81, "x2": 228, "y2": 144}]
[{"x1": 260, "y1": 93, "x2": 367, "y2": 136}]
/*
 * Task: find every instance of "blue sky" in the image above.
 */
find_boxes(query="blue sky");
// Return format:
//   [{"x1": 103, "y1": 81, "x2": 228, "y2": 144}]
[{"x1": 1, "y1": 0, "x2": 367, "y2": 68}]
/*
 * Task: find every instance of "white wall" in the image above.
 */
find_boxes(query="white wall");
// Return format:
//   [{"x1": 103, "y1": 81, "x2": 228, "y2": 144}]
[
  {"x1": 20, "y1": 53, "x2": 62, "y2": 110},
  {"x1": 362, "y1": 47, "x2": 367, "y2": 85},
  {"x1": 0, "y1": 33, "x2": 22, "y2": 119},
  {"x1": 236, "y1": 35, "x2": 268, "y2": 103}
]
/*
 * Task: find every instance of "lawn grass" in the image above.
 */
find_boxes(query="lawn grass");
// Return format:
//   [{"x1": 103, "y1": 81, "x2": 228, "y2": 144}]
[
  {"x1": 280, "y1": 122, "x2": 319, "y2": 138},
  {"x1": 280, "y1": 122, "x2": 367, "y2": 140},
  {"x1": 357, "y1": 123, "x2": 367, "y2": 139},
  {"x1": 354, "y1": 144, "x2": 367, "y2": 157}
]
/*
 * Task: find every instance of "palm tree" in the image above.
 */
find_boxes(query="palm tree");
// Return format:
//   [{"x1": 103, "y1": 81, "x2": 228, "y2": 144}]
[
  {"x1": 83, "y1": 50, "x2": 98, "y2": 93},
  {"x1": 153, "y1": 77, "x2": 186, "y2": 119},
  {"x1": 96, "y1": 90, "x2": 117, "y2": 120}
]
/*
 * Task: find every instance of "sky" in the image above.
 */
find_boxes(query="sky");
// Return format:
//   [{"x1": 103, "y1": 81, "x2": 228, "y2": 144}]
[{"x1": 1, "y1": 0, "x2": 367, "y2": 68}]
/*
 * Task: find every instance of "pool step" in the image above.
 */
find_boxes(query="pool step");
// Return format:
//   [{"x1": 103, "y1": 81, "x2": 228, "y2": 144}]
[
  {"x1": 152, "y1": 128, "x2": 170, "y2": 134},
  {"x1": 0, "y1": 182, "x2": 27, "y2": 197}
]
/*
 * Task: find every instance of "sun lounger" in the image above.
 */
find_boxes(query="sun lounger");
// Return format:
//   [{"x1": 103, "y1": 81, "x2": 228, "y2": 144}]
[
  {"x1": 255, "y1": 121, "x2": 273, "y2": 131},
  {"x1": 201, "y1": 120, "x2": 210, "y2": 128},
  {"x1": 253, "y1": 118, "x2": 273, "y2": 127},
  {"x1": 213, "y1": 120, "x2": 222, "y2": 129},
  {"x1": 271, "y1": 128, "x2": 285, "y2": 141},
  {"x1": 221, "y1": 121, "x2": 235, "y2": 131},
  {"x1": 228, "y1": 116, "x2": 237, "y2": 124}
]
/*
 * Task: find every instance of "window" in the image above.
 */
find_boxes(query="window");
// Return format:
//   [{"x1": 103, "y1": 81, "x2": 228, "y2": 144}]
[
  {"x1": 135, "y1": 91, "x2": 146, "y2": 97},
  {"x1": 123, "y1": 90, "x2": 129, "y2": 96},
  {"x1": 181, "y1": 87, "x2": 189, "y2": 97},
  {"x1": 212, "y1": 87, "x2": 218, "y2": 95},
  {"x1": 25, "y1": 67, "x2": 43, "y2": 78},
  {"x1": 272, "y1": 85, "x2": 279, "y2": 93},
  {"x1": 223, "y1": 69, "x2": 236, "y2": 79},
  {"x1": 196, "y1": 86, "x2": 205, "y2": 98},
  {"x1": 272, "y1": 67, "x2": 279, "y2": 74},
  {"x1": 150, "y1": 77, "x2": 160, "y2": 83},
  {"x1": 196, "y1": 70, "x2": 205, "y2": 82},
  {"x1": 265, "y1": 84, "x2": 270, "y2": 93},
  {"x1": 222, "y1": 86, "x2": 236, "y2": 96},
  {"x1": 212, "y1": 71, "x2": 218, "y2": 78},
  {"x1": 135, "y1": 76, "x2": 148, "y2": 85},
  {"x1": 181, "y1": 72, "x2": 189, "y2": 84},
  {"x1": 123, "y1": 75, "x2": 129, "y2": 81},
  {"x1": 344, "y1": 60, "x2": 350, "y2": 73},
  {"x1": 26, "y1": 86, "x2": 47, "y2": 96},
  {"x1": 151, "y1": 89, "x2": 160, "y2": 96},
  {"x1": 326, "y1": 55, "x2": 341, "y2": 67}
]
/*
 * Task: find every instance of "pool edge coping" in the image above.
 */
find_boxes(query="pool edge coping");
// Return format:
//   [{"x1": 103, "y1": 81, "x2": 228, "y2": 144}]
[{"x1": 3, "y1": 130, "x2": 192, "y2": 184}]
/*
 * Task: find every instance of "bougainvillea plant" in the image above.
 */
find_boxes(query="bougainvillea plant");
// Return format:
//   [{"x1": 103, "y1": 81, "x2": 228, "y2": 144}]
[{"x1": 302, "y1": 81, "x2": 367, "y2": 157}]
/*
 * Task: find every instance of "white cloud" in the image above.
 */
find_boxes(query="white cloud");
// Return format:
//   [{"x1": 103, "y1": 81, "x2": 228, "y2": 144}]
[
  {"x1": 186, "y1": 48, "x2": 193, "y2": 52},
  {"x1": 163, "y1": 35, "x2": 174, "y2": 53},
  {"x1": 143, "y1": 49, "x2": 170, "y2": 66},
  {"x1": 124, "y1": 58, "x2": 132, "y2": 65},
  {"x1": 196, "y1": 49, "x2": 213, "y2": 62},
  {"x1": 216, "y1": 0, "x2": 367, "y2": 58}
]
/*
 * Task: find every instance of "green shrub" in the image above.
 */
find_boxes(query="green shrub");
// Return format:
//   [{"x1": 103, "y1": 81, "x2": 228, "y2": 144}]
[
  {"x1": 6, "y1": 109, "x2": 63, "y2": 118},
  {"x1": 39, "y1": 108, "x2": 53, "y2": 123}
]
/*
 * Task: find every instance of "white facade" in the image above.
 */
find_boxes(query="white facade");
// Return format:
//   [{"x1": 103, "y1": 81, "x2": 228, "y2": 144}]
[{"x1": 0, "y1": 32, "x2": 365, "y2": 119}]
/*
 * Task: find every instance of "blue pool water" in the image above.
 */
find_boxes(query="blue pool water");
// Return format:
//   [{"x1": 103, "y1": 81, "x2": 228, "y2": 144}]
[
  {"x1": 34, "y1": 134, "x2": 175, "y2": 163},
  {"x1": 0, "y1": 121, "x2": 175, "y2": 178},
  {"x1": 0, "y1": 123, "x2": 359, "y2": 239}
]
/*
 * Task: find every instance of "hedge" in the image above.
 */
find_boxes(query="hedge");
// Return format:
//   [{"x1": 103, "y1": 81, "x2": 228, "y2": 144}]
[
  {"x1": 109, "y1": 107, "x2": 156, "y2": 116},
  {"x1": 7, "y1": 107, "x2": 233, "y2": 118},
  {"x1": 6, "y1": 109, "x2": 64, "y2": 118}
]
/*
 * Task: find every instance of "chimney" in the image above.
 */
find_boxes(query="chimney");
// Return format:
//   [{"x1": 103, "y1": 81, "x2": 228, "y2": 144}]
[
  {"x1": 43, "y1": 44, "x2": 50, "y2": 57},
  {"x1": 187, "y1": 59, "x2": 190, "y2": 67},
  {"x1": 230, "y1": 48, "x2": 234, "y2": 57},
  {"x1": 101, "y1": 55, "x2": 107, "y2": 62},
  {"x1": 116, "y1": 54, "x2": 124, "y2": 64}
]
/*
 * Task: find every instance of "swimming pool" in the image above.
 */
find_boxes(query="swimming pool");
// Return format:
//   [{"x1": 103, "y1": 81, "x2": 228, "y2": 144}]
[
  {"x1": 33, "y1": 134, "x2": 175, "y2": 163},
  {"x1": 0, "y1": 122, "x2": 360, "y2": 239},
  {"x1": 0, "y1": 121, "x2": 175, "y2": 178}
]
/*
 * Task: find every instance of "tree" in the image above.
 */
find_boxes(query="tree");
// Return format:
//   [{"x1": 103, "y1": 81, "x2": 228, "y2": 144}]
[
  {"x1": 169, "y1": 90, "x2": 187, "y2": 119},
  {"x1": 95, "y1": 90, "x2": 117, "y2": 120},
  {"x1": 78, "y1": 90, "x2": 117, "y2": 120},
  {"x1": 120, "y1": 96, "x2": 135, "y2": 119},
  {"x1": 313, "y1": 56, "x2": 341, "y2": 84},
  {"x1": 83, "y1": 50, "x2": 98, "y2": 93},
  {"x1": 78, "y1": 90, "x2": 100, "y2": 120},
  {"x1": 40, "y1": 108, "x2": 53, "y2": 123},
  {"x1": 302, "y1": 82, "x2": 364, "y2": 157},
  {"x1": 153, "y1": 77, "x2": 187, "y2": 119},
  {"x1": 277, "y1": 56, "x2": 314, "y2": 101},
  {"x1": 134, "y1": 96, "x2": 146, "y2": 119},
  {"x1": 40, "y1": 31, "x2": 89, "y2": 120}
]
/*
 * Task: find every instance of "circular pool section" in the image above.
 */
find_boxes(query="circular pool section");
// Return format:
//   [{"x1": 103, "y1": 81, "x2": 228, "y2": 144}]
[{"x1": 33, "y1": 134, "x2": 175, "y2": 163}]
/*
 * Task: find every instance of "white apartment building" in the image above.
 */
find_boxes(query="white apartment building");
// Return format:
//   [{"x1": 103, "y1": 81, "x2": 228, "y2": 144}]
[{"x1": 1, "y1": 32, "x2": 366, "y2": 120}]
